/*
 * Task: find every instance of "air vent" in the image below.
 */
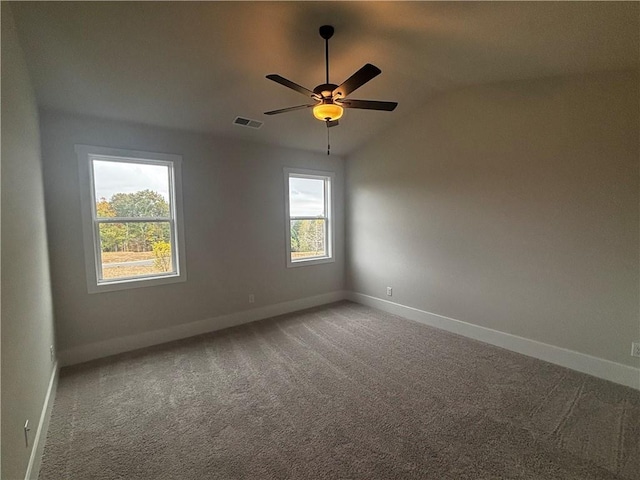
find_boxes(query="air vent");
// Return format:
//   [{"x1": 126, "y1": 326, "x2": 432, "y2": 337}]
[{"x1": 233, "y1": 116, "x2": 263, "y2": 129}]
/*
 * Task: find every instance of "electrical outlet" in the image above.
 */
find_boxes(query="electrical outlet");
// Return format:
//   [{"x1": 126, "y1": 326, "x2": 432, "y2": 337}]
[
  {"x1": 386, "y1": 287, "x2": 392, "y2": 297},
  {"x1": 248, "y1": 294, "x2": 255, "y2": 304},
  {"x1": 50, "y1": 345, "x2": 54, "y2": 362},
  {"x1": 631, "y1": 342, "x2": 640, "y2": 358}
]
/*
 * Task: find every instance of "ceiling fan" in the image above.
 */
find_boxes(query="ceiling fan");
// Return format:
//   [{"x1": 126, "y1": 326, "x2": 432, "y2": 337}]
[{"x1": 264, "y1": 25, "x2": 398, "y2": 153}]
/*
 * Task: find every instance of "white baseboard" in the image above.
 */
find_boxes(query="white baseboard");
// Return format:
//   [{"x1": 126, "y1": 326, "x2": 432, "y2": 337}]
[
  {"x1": 24, "y1": 361, "x2": 59, "y2": 480},
  {"x1": 347, "y1": 292, "x2": 640, "y2": 390},
  {"x1": 59, "y1": 291, "x2": 348, "y2": 366},
  {"x1": 58, "y1": 289, "x2": 639, "y2": 390}
]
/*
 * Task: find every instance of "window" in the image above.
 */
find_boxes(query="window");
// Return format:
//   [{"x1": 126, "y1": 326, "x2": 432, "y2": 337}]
[
  {"x1": 76, "y1": 145, "x2": 186, "y2": 293},
  {"x1": 284, "y1": 168, "x2": 334, "y2": 267}
]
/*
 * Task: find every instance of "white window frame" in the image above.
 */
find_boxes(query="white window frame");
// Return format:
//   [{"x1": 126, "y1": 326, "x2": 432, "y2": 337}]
[
  {"x1": 284, "y1": 167, "x2": 334, "y2": 268},
  {"x1": 76, "y1": 145, "x2": 187, "y2": 293}
]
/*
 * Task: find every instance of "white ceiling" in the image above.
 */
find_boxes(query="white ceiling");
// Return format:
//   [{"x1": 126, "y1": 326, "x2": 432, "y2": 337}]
[{"x1": 11, "y1": 1, "x2": 639, "y2": 156}]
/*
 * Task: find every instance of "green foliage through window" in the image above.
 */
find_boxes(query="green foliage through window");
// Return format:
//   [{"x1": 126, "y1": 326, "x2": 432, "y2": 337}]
[
  {"x1": 96, "y1": 190, "x2": 171, "y2": 253},
  {"x1": 290, "y1": 219, "x2": 326, "y2": 256}
]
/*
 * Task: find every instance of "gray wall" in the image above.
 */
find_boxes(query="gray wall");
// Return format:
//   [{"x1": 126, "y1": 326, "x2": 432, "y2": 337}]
[
  {"x1": 1, "y1": 5, "x2": 57, "y2": 479},
  {"x1": 39, "y1": 111, "x2": 344, "y2": 352},
  {"x1": 346, "y1": 71, "x2": 639, "y2": 368}
]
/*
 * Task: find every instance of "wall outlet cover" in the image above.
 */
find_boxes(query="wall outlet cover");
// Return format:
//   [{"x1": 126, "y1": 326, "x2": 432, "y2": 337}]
[{"x1": 631, "y1": 342, "x2": 640, "y2": 358}]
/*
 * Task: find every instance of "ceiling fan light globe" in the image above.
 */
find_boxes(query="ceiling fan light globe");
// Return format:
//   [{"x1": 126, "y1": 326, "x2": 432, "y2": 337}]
[{"x1": 313, "y1": 103, "x2": 343, "y2": 122}]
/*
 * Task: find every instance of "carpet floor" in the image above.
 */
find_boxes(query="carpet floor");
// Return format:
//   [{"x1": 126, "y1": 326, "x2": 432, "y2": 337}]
[{"x1": 39, "y1": 301, "x2": 639, "y2": 479}]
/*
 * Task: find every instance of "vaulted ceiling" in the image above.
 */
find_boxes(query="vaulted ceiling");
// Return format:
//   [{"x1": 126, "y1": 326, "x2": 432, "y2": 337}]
[{"x1": 11, "y1": 1, "x2": 639, "y2": 156}]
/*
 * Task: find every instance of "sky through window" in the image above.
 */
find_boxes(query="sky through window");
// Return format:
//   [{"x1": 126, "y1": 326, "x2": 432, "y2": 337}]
[
  {"x1": 289, "y1": 177, "x2": 324, "y2": 217},
  {"x1": 93, "y1": 160, "x2": 170, "y2": 201}
]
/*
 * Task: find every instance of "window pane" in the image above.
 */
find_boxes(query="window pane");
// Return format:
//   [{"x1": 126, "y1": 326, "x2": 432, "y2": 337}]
[
  {"x1": 289, "y1": 177, "x2": 325, "y2": 217},
  {"x1": 93, "y1": 160, "x2": 171, "y2": 218},
  {"x1": 97, "y1": 222, "x2": 174, "y2": 281},
  {"x1": 290, "y1": 219, "x2": 326, "y2": 260}
]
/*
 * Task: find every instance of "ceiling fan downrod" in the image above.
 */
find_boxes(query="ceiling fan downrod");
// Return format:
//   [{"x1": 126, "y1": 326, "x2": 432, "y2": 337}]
[{"x1": 319, "y1": 25, "x2": 334, "y2": 85}]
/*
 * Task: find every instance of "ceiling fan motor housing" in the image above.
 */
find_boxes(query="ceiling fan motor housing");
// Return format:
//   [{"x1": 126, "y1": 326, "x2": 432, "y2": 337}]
[{"x1": 313, "y1": 83, "x2": 339, "y2": 99}]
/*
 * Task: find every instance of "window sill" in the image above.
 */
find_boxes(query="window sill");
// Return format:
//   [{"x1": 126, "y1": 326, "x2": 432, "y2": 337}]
[
  {"x1": 89, "y1": 272, "x2": 186, "y2": 293},
  {"x1": 287, "y1": 256, "x2": 335, "y2": 268}
]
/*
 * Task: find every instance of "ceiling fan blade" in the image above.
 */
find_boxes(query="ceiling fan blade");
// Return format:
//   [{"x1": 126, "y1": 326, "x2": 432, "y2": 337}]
[
  {"x1": 264, "y1": 104, "x2": 316, "y2": 115},
  {"x1": 266, "y1": 74, "x2": 316, "y2": 98},
  {"x1": 338, "y1": 99, "x2": 398, "y2": 111},
  {"x1": 332, "y1": 64, "x2": 381, "y2": 98}
]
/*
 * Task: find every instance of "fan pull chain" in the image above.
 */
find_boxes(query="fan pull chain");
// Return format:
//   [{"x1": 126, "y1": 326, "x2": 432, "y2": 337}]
[{"x1": 327, "y1": 123, "x2": 331, "y2": 155}]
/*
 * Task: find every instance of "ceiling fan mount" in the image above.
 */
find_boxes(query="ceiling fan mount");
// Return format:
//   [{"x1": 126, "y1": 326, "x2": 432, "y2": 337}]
[
  {"x1": 264, "y1": 25, "x2": 398, "y2": 128},
  {"x1": 318, "y1": 25, "x2": 334, "y2": 41}
]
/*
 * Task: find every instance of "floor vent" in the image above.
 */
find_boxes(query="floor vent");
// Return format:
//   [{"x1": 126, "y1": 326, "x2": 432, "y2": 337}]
[{"x1": 233, "y1": 116, "x2": 263, "y2": 129}]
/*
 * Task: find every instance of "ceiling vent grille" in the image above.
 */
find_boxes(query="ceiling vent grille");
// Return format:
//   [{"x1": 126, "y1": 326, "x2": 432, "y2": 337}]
[{"x1": 233, "y1": 116, "x2": 263, "y2": 129}]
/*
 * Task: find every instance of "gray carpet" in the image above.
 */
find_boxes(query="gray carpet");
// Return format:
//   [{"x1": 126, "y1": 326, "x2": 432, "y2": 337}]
[{"x1": 39, "y1": 301, "x2": 639, "y2": 479}]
